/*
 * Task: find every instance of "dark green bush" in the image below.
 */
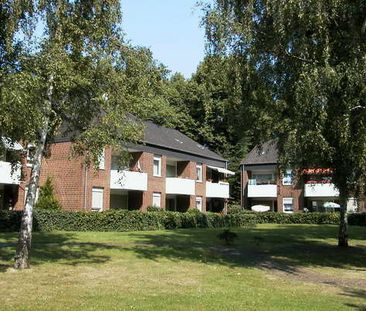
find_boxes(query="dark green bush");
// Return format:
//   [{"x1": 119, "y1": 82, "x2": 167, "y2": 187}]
[
  {"x1": 0, "y1": 210, "x2": 364, "y2": 232},
  {"x1": 348, "y1": 212, "x2": 366, "y2": 226},
  {"x1": 226, "y1": 204, "x2": 243, "y2": 214}
]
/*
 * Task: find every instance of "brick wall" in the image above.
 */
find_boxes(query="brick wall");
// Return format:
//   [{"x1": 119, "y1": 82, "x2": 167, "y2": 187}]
[
  {"x1": 196, "y1": 163, "x2": 206, "y2": 211},
  {"x1": 14, "y1": 143, "x2": 112, "y2": 211},
  {"x1": 140, "y1": 152, "x2": 166, "y2": 210},
  {"x1": 277, "y1": 169, "x2": 303, "y2": 212},
  {"x1": 12, "y1": 143, "x2": 223, "y2": 213}
]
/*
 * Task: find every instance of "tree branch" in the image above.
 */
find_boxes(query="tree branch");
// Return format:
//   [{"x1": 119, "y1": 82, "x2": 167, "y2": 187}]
[
  {"x1": 284, "y1": 50, "x2": 319, "y2": 64},
  {"x1": 350, "y1": 105, "x2": 365, "y2": 111}
]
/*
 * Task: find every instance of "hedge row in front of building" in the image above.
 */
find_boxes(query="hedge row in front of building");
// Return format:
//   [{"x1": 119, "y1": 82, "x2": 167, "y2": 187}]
[{"x1": 1, "y1": 210, "x2": 365, "y2": 232}]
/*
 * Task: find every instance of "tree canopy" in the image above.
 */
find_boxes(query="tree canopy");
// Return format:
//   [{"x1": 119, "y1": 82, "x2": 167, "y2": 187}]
[
  {"x1": 0, "y1": 0, "x2": 177, "y2": 268},
  {"x1": 202, "y1": 0, "x2": 366, "y2": 245}
]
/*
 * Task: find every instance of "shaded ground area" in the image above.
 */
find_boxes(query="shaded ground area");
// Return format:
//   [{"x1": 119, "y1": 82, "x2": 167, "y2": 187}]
[{"x1": 0, "y1": 224, "x2": 365, "y2": 310}]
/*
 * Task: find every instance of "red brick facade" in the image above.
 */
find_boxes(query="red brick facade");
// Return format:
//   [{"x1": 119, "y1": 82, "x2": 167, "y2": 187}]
[
  {"x1": 11, "y1": 142, "x2": 226, "y2": 212},
  {"x1": 241, "y1": 166, "x2": 364, "y2": 212}
]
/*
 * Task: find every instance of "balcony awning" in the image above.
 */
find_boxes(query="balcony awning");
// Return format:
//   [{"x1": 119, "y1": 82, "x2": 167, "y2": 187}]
[
  {"x1": 1, "y1": 137, "x2": 23, "y2": 151},
  {"x1": 207, "y1": 165, "x2": 235, "y2": 176}
]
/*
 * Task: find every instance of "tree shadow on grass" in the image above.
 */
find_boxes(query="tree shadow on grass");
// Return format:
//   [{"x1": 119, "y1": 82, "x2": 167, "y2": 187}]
[
  {"x1": 125, "y1": 224, "x2": 366, "y2": 308},
  {"x1": 0, "y1": 232, "x2": 113, "y2": 272},
  {"x1": 342, "y1": 288, "x2": 366, "y2": 310},
  {"x1": 126, "y1": 224, "x2": 366, "y2": 272},
  {"x1": 0, "y1": 224, "x2": 365, "y2": 282}
]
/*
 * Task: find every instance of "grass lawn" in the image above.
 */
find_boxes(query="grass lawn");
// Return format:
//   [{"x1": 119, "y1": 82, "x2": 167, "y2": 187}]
[{"x1": 0, "y1": 224, "x2": 365, "y2": 311}]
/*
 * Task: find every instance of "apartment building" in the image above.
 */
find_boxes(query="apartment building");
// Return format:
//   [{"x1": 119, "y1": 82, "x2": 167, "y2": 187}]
[
  {"x1": 240, "y1": 140, "x2": 361, "y2": 213},
  {"x1": 0, "y1": 120, "x2": 234, "y2": 212}
]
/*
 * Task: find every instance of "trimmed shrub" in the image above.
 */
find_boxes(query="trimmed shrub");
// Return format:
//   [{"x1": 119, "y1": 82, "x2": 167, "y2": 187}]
[
  {"x1": 35, "y1": 177, "x2": 62, "y2": 210},
  {"x1": 0, "y1": 209, "x2": 364, "y2": 232},
  {"x1": 227, "y1": 204, "x2": 243, "y2": 214}
]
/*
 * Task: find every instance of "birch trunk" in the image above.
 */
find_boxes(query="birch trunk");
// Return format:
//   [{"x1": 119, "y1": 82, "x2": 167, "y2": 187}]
[
  {"x1": 14, "y1": 75, "x2": 53, "y2": 269},
  {"x1": 338, "y1": 195, "x2": 348, "y2": 247}
]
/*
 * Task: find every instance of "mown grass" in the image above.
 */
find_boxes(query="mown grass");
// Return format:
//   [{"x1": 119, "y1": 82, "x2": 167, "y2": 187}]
[{"x1": 0, "y1": 224, "x2": 365, "y2": 310}]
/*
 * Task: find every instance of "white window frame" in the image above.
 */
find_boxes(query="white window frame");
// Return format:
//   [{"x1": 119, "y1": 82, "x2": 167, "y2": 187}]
[
  {"x1": 196, "y1": 196, "x2": 203, "y2": 212},
  {"x1": 152, "y1": 192, "x2": 161, "y2": 208},
  {"x1": 196, "y1": 163, "x2": 203, "y2": 182},
  {"x1": 92, "y1": 188, "x2": 104, "y2": 211},
  {"x1": 282, "y1": 169, "x2": 293, "y2": 186},
  {"x1": 153, "y1": 155, "x2": 162, "y2": 177},
  {"x1": 283, "y1": 197, "x2": 294, "y2": 213},
  {"x1": 98, "y1": 148, "x2": 105, "y2": 170}
]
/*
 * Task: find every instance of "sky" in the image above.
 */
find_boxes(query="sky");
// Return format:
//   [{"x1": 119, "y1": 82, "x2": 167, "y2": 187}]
[{"x1": 121, "y1": 0, "x2": 206, "y2": 78}]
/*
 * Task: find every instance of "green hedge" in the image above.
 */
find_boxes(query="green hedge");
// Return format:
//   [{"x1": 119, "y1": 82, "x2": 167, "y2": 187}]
[{"x1": 1, "y1": 210, "x2": 364, "y2": 232}]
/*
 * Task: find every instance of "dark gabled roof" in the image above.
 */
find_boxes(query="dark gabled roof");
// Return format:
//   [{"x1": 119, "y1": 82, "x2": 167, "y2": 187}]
[
  {"x1": 241, "y1": 140, "x2": 278, "y2": 165},
  {"x1": 141, "y1": 120, "x2": 226, "y2": 162},
  {"x1": 53, "y1": 115, "x2": 226, "y2": 162}
]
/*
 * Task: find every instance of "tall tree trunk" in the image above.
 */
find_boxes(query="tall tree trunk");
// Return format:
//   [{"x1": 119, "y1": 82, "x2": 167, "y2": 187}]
[
  {"x1": 14, "y1": 75, "x2": 53, "y2": 269},
  {"x1": 338, "y1": 194, "x2": 348, "y2": 247}
]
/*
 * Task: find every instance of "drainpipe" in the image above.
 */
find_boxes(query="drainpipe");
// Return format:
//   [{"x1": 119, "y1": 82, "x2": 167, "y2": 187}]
[{"x1": 83, "y1": 164, "x2": 88, "y2": 210}]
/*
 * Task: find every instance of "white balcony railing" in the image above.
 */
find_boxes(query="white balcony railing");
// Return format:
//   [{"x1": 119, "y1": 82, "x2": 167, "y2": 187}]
[
  {"x1": 206, "y1": 181, "x2": 230, "y2": 198},
  {"x1": 247, "y1": 184, "x2": 277, "y2": 198},
  {"x1": 166, "y1": 177, "x2": 195, "y2": 195},
  {"x1": 0, "y1": 161, "x2": 21, "y2": 185},
  {"x1": 304, "y1": 183, "x2": 339, "y2": 198},
  {"x1": 110, "y1": 170, "x2": 147, "y2": 191}
]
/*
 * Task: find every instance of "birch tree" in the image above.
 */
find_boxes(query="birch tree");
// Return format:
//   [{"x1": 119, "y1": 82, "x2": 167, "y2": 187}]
[
  {"x1": 203, "y1": 0, "x2": 366, "y2": 246},
  {"x1": 0, "y1": 0, "x2": 142, "y2": 269}
]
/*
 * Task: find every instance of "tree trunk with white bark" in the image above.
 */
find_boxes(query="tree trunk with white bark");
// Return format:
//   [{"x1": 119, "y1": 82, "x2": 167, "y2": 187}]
[{"x1": 14, "y1": 75, "x2": 53, "y2": 269}]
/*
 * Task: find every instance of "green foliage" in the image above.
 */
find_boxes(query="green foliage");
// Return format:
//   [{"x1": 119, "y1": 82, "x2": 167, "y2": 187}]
[
  {"x1": 202, "y1": 0, "x2": 366, "y2": 201},
  {"x1": 35, "y1": 177, "x2": 61, "y2": 210},
  {"x1": 1, "y1": 210, "x2": 363, "y2": 232},
  {"x1": 162, "y1": 57, "x2": 252, "y2": 200},
  {"x1": 227, "y1": 204, "x2": 243, "y2": 214}
]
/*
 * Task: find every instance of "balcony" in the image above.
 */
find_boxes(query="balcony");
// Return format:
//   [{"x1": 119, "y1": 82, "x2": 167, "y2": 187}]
[
  {"x1": 304, "y1": 183, "x2": 339, "y2": 198},
  {"x1": 110, "y1": 170, "x2": 147, "y2": 191},
  {"x1": 247, "y1": 179, "x2": 277, "y2": 198},
  {"x1": 206, "y1": 181, "x2": 230, "y2": 199},
  {"x1": 166, "y1": 177, "x2": 195, "y2": 195},
  {"x1": 0, "y1": 161, "x2": 21, "y2": 185}
]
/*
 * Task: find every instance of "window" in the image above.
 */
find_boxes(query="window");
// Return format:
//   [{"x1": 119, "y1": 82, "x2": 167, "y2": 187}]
[
  {"x1": 92, "y1": 188, "x2": 104, "y2": 211},
  {"x1": 166, "y1": 160, "x2": 177, "y2": 177},
  {"x1": 153, "y1": 155, "x2": 162, "y2": 177},
  {"x1": 196, "y1": 196, "x2": 203, "y2": 212},
  {"x1": 283, "y1": 197, "x2": 294, "y2": 213},
  {"x1": 152, "y1": 192, "x2": 161, "y2": 208},
  {"x1": 282, "y1": 169, "x2": 293, "y2": 185},
  {"x1": 196, "y1": 163, "x2": 203, "y2": 182},
  {"x1": 251, "y1": 172, "x2": 275, "y2": 185},
  {"x1": 98, "y1": 149, "x2": 105, "y2": 170}
]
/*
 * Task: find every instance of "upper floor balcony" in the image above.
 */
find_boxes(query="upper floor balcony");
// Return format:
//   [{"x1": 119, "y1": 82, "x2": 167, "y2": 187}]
[
  {"x1": 110, "y1": 170, "x2": 148, "y2": 191},
  {"x1": 247, "y1": 179, "x2": 277, "y2": 198},
  {"x1": 304, "y1": 183, "x2": 339, "y2": 198},
  {"x1": 206, "y1": 181, "x2": 230, "y2": 199},
  {"x1": 0, "y1": 161, "x2": 21, "y2": 185},
  {"x1": 166, "y1": 177, "x2": 195, "y2": 195}
]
